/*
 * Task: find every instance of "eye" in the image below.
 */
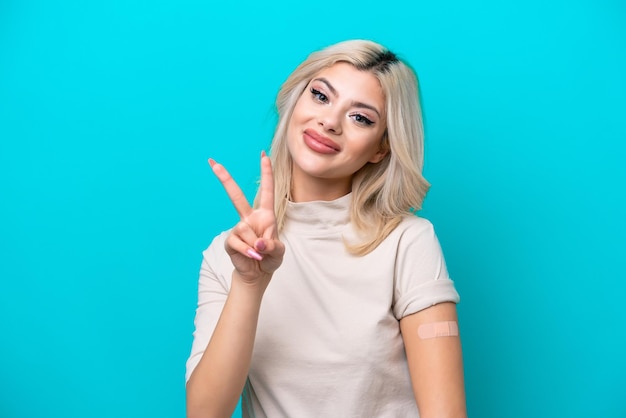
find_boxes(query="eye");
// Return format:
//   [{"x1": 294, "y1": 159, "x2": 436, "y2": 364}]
[
  {"x1": 351, "y1": 113, "x2": 375, "y2": 126},
  {"x1": 310, "y1": 88, "x2": 328, "y2": 103}
]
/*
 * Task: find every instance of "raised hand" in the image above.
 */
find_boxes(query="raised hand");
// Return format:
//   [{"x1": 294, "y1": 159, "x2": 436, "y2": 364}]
[{"x1": 209, "y1": 152, "x2": 285, "y2": 286}]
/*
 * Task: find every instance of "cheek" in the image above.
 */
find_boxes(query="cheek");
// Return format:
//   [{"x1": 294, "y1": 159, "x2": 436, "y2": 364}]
[
  {"x1": 286, "y1": 114, "x2": 301, "y2": 154},
  {"x1": 286, "y1": 106, "x2": 299, "y2": 136},
  {"x1": 286, "y1": 112, "x2": 301, "y2": 141},
  {"x1": 352, "y1": 132, "x2": 385, "y2": 154},
  {"x1": 291, "y1": 107, "x2": 308, "y2": 127},
  {"x1": 293, "y1": 91, "x2": 321, "y2": 121}
]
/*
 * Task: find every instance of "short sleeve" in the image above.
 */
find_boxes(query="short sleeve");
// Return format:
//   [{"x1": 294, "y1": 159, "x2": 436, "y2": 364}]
[
  {"x1": 185, "y1": 231, "x2": 233, "y2": 383},
  {"x1": 392, "y1": 218, "x2": 460, "y2": 320}
]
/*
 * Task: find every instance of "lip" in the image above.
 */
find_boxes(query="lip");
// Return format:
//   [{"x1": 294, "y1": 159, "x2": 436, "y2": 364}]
[{"x1": 303, "y1": 129, "x2": 341, "y2": 154}]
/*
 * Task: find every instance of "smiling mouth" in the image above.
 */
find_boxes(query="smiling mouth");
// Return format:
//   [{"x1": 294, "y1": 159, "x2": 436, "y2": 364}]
[{"x1": 303, "y1": 129, "x2": 341, "y2": 153}]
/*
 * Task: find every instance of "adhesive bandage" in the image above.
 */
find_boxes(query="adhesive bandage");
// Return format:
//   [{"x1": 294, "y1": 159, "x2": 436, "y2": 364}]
[{"x1": 417, "y1": 321, "x2": 459, "y2": 339}]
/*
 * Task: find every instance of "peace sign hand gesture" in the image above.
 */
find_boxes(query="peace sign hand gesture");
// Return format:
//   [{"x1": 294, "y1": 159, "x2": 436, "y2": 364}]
[{"x1": 209, "y1": 152, "x2": 285, "y2": 288}]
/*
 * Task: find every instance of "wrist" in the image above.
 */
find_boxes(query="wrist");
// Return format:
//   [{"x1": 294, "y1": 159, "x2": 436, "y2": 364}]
[{"x1": 230, "y1": 271, "x2": 271, "y2": 297}]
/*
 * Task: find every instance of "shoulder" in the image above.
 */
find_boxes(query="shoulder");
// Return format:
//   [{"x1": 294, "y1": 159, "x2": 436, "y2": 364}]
[
  {"x1": 202, "y1": 229, "x2": 231, "y2": 256},
  {"x1": 393, "y1": 215, "x2": 438, "y2": 242},
  {"x1": 391, "y1": 214, "x2": 458, "y2": 318},
  {"x1": 370, "y1": 214, "x2": 443, "y2": 259},
  {"x1": 200, "y1": 229, "x2": 234, "y2": 274},
  {"x1": 388, "y1": 215, "x2": 448, "y2": 263}
]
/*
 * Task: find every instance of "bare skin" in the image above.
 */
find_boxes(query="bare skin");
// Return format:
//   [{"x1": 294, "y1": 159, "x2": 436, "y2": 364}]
[
  {"x1": 187, "y1": 63, "x2": 466, "y2": 417},
  {"x1": 400, "y1": 302, "x2": 467, "y2": 418},
  {"x1": 186, "y1": 152, "x2": 284, "y2": 418},
  {"x1": 186, "y1": 153, "x2": 467, "y2": 418}
]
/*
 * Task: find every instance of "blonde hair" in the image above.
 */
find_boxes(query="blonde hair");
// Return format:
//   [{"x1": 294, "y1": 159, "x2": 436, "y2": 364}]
[{"x1": 266, "y1": 39, "x2": 430, "y2": 255}]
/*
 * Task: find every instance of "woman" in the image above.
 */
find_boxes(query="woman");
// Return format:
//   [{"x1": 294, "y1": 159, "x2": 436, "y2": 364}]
[{"x1": 186, "y1": 40, "x2": 466, "y2": 418}]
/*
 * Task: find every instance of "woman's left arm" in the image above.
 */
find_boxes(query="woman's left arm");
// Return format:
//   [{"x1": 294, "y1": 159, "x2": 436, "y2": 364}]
[{"x1": 400, "y1": 301, "x2": 467, "y2": 418}]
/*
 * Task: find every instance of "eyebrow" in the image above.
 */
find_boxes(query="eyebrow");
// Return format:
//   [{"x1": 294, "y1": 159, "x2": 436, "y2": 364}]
[{"x1": 312, "y1": 77, "x2": 382, "y2": 118}]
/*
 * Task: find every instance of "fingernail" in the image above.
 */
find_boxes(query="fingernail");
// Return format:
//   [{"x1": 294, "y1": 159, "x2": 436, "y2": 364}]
[
  {"x1": 208, "y1": 158, "x2": 216, "y2": 167},
  {"x1": 246, "y1": 248, "x2": 263, "y2": 261},
  {"x1": 261, "y1": 150, "x2": 266, "y2": 158},
  {"x1": 255, "y1": 240, "x2": 266, "y2": 251}
]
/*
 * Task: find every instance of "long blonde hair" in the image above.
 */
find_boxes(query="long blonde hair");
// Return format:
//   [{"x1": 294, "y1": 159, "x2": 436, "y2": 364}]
[{"x1": 266, "y1": 39, "x2": 430, "y2": 255}]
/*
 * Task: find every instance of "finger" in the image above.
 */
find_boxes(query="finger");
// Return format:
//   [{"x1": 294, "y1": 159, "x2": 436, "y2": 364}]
[
  {"x1": 233, "y1": 221, "x2": 261, "y2": 249},
  {"x1": 256, "y1": 241, "x2": 285, "y2": 273},
  {"x1": 258, "y1": 152, "x2": 275, "y2": 212},
  {"x1": 225, "y1": 232, "x2": 263, "y2": 261},
  {"x1": 209, "y1": 159, "x2": 252, "y2": 218},
  {"x1": 254, "y1": 237, "x2": 284, "y2": 258}
]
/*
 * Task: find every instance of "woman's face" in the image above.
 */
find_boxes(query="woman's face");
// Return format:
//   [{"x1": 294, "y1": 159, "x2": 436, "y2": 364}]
[{"x1": 286, "y1": 62, "x2": 388, "y2": 202}]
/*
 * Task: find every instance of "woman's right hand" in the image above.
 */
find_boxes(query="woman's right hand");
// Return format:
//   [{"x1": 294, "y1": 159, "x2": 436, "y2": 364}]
[{"x1": 209, "y1": 152, "x2": 285, "y2": 287}]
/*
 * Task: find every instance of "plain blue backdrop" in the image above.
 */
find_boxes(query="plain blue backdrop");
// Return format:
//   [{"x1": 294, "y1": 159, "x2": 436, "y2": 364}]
[{"x1": 1, "y1": 0, "x2": 624, "y2": 417}]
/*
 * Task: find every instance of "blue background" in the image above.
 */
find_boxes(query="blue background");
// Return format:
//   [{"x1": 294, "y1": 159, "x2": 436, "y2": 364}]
[{"x1": 1, "y1": 0, "x2": 624, "y2": 417}]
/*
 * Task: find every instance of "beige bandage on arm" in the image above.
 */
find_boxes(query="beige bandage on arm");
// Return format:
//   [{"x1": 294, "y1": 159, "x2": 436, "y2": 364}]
[{"x1": 417, "y1": 321, "x2": 459, "y2": 339}]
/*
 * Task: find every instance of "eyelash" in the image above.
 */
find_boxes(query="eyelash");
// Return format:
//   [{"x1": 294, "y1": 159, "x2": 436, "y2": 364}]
[
  {"x1": 309, "y1": 88, "x2": 375, "y2": 127},
  {"x1": 310, "y1": 88, "x2": 328, "y2": 103},
  {"x1": 351, "y1": 113, "x2": 374, "y2": 126}
]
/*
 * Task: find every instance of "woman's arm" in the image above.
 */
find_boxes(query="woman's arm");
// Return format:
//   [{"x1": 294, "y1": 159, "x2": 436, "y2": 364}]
[
  {"x1": 186, "y1": 274, "x2": 267, "y2": 418},
  {"x1": 186, "y1": 153, "x2": 284, "y2": 418},
  {"x1": 400, "y1": 302, "x2": 467, "y2": 418}
]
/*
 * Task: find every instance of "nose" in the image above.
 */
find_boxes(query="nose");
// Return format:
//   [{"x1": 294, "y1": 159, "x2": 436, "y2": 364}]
[{"x1": 317, "y1": 108, "x2": 342, "y2": 134}]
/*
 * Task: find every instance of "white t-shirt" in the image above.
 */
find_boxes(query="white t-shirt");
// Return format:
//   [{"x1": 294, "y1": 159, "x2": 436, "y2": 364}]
[{"x1": 186, "y1": 194, "x2": 460, "y2": 417}]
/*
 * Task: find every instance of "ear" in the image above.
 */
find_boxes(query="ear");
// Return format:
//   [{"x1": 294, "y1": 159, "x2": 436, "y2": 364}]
[{"x1": 368, "y1": 134, "x2": 390, "y2": 164}]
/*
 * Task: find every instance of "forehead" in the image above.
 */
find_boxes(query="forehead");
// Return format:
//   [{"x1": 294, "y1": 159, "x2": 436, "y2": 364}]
[{"x1": 310, "y1": 62, "x2": 385, "y2": 106}]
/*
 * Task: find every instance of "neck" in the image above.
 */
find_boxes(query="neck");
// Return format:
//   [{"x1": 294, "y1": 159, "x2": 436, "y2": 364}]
[{"x1": 290, "y1": 175, "x2": 352, "y2": 203}]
